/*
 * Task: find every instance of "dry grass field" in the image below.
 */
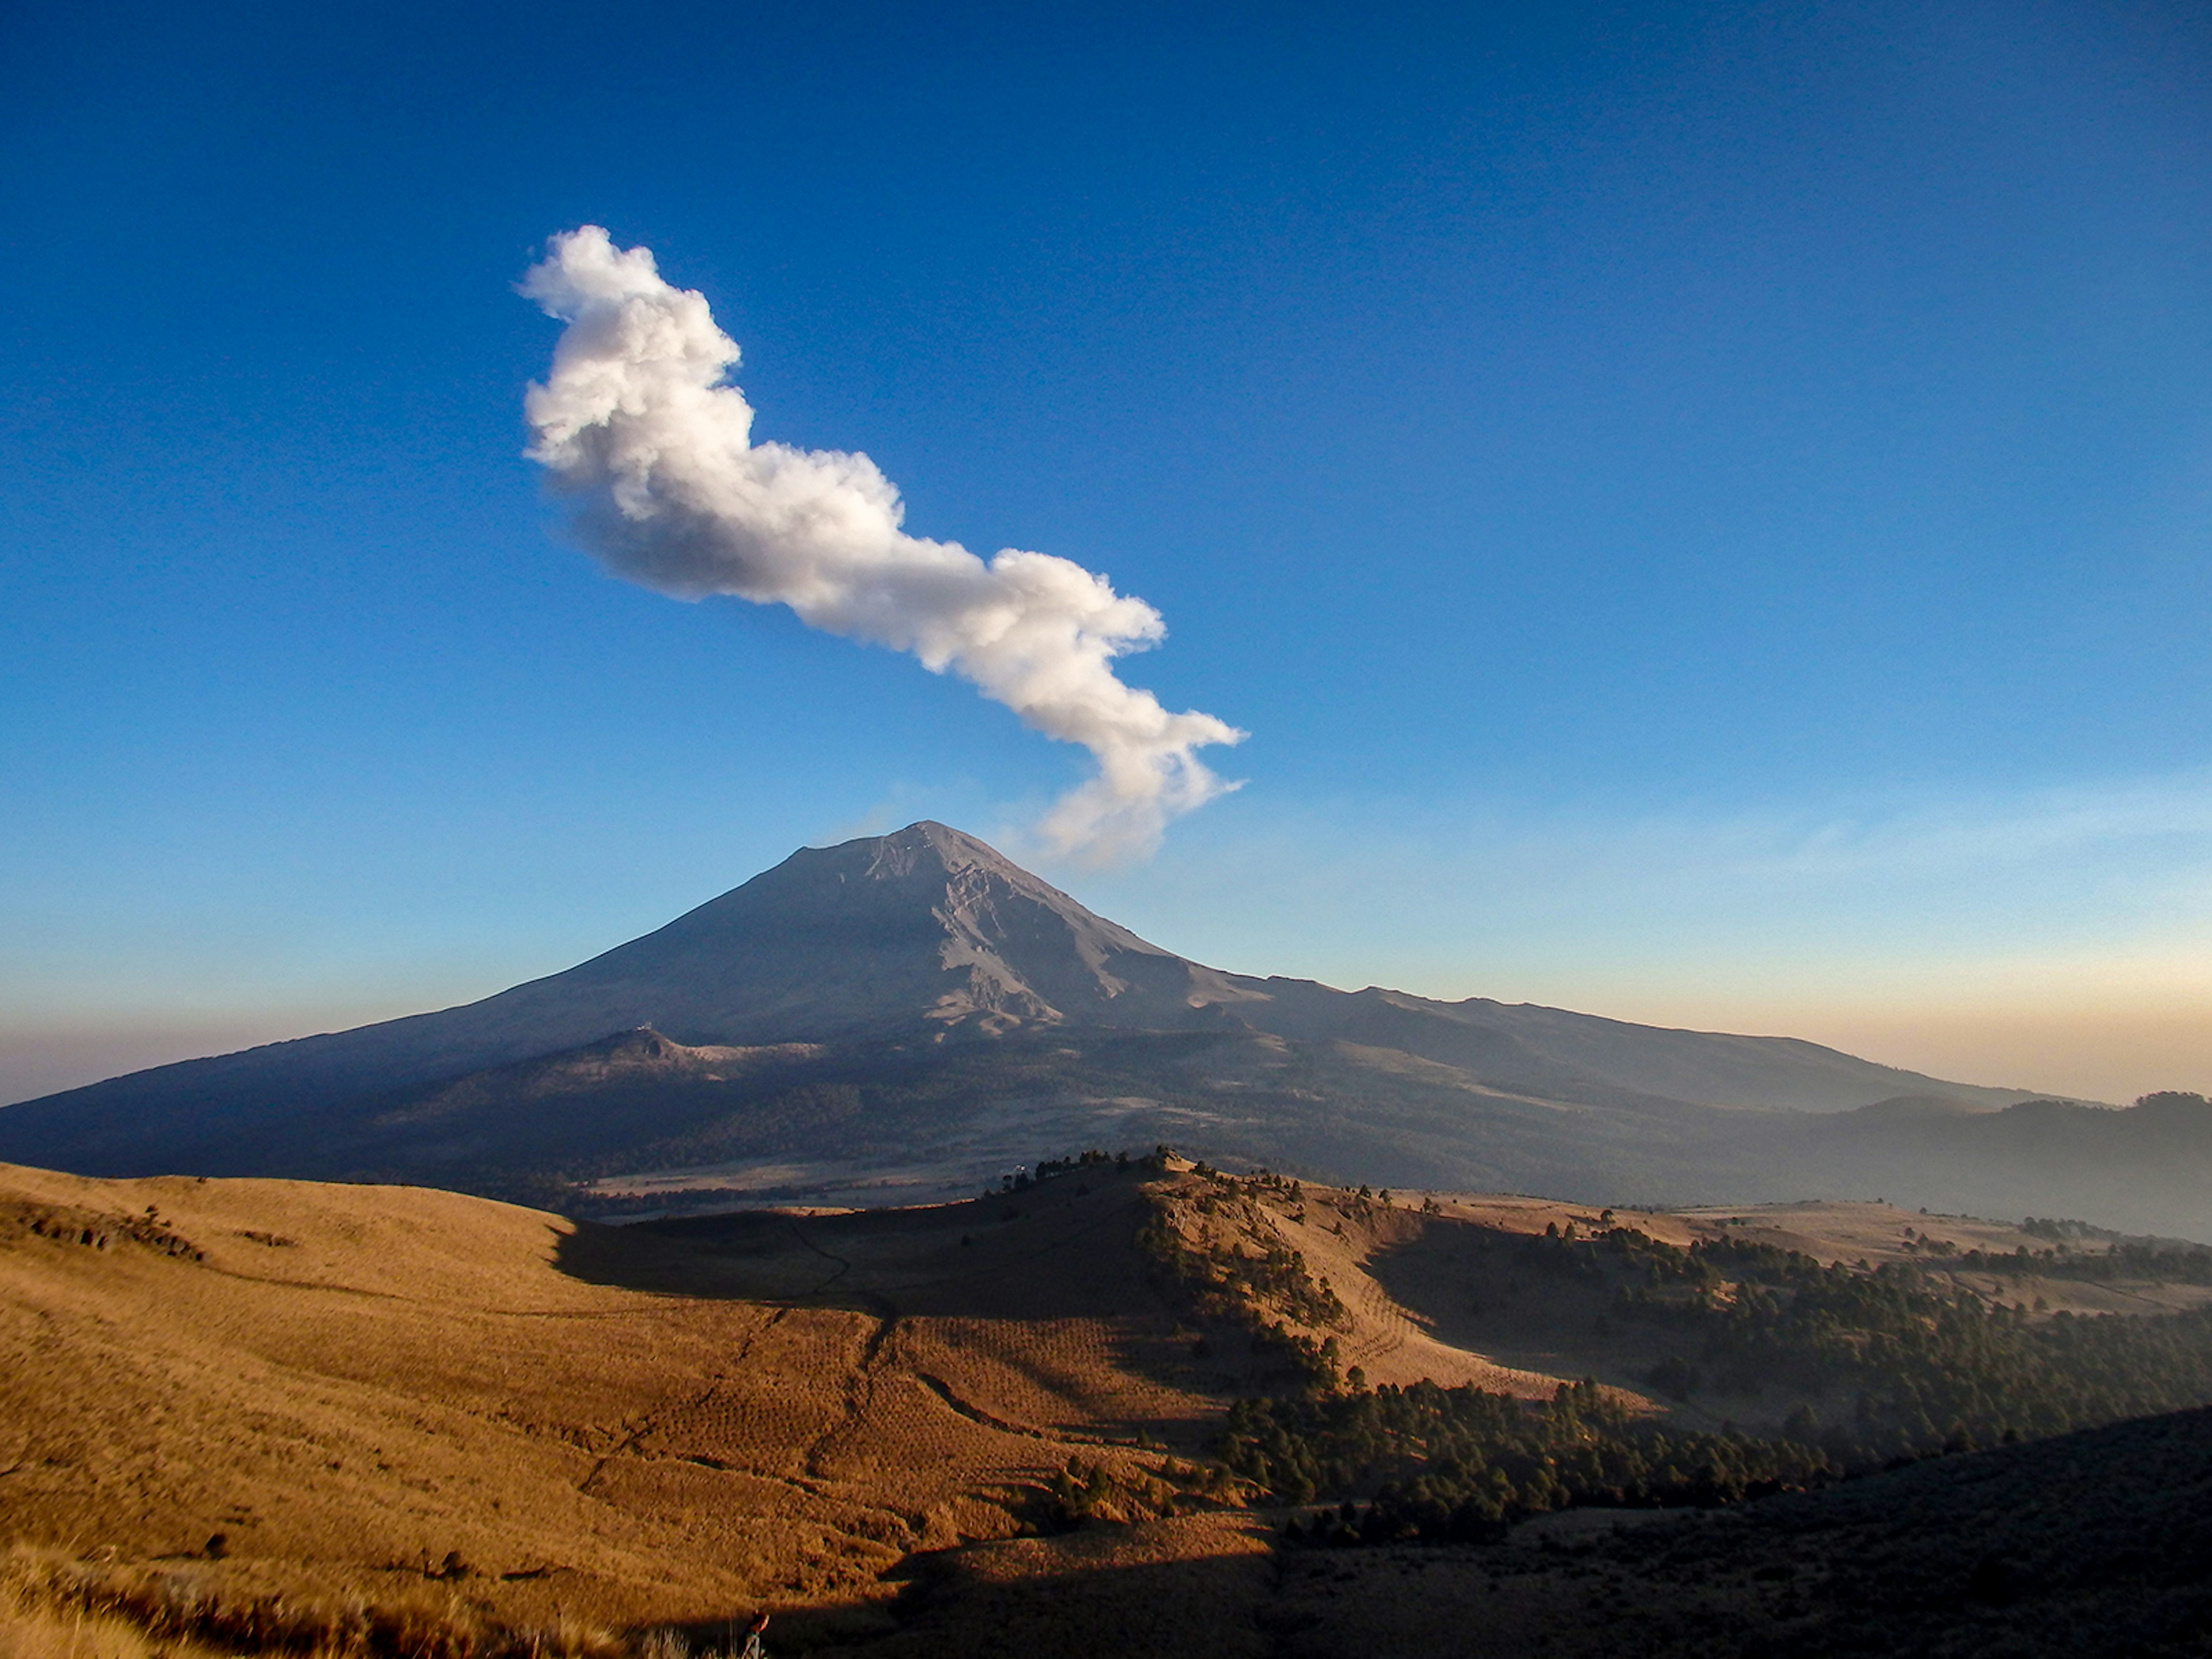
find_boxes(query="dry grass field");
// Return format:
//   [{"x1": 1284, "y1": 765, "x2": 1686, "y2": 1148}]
[
  {"x1": 0, "y1": 1160, "x2": 1238, "y2": 1650},
  {"x1": 5, "y1": 1156, "x2": 2209, "y2": 1656}
]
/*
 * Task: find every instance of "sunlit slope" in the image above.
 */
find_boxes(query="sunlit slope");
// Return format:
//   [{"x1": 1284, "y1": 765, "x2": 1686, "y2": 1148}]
[
  {"x1": 0, "y1": 1162, "x2": 1229, "y2": 1634},
  {"x1": 1137, "y1": 1171, "x2": 2212, "y2": 1440},
  {"x1": 0, "y1": 1158, "x2": 1741, "y2": 1635}
]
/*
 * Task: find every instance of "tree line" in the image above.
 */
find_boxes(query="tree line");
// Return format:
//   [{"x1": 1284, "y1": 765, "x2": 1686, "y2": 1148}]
[{"x1": 1223, "y1": 1221, "x2": 2212, "y2": 1544}]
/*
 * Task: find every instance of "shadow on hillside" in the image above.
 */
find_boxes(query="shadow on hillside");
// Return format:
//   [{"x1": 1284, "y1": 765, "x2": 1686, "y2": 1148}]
[
  {"x1": 818, "y1": 1407, "x2": 2212, "y2": 1659},
  {"x1": 620, "y1": 1515, "x2": 1282, "y2": 1659},
  {"x1": 1358, "y1": 1217, "x2": 1681, "y2": 1403},
  {"x1": 805, "y1": 1530, "x2": 1281, "y2": 1659},
  {"x1": 549, "y1": 1176, "x2": 1293, "y2": 1449},
  {"x1": 551, "y1": 1178, "x2": 1166, "y2": 1322},
  {"x1": 695, "y1": 1415, "x2": 2212, "y2": 1659}
]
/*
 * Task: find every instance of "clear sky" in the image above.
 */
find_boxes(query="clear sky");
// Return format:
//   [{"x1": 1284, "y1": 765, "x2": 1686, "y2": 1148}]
[{"x1": 4, "y1": 0, "x2": 2209, "y2": 1106}]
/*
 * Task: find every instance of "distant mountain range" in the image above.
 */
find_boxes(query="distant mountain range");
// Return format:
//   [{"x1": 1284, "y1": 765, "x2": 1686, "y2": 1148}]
[{"x1": 4, "y1": 821, "x2": 2206, "y2": 1236}]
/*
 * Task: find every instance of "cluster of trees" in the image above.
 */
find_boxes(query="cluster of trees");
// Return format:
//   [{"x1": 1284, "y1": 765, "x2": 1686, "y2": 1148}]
[
  {"x1": 1223, "y1": 1221, "x2": 2212, "y2": 1544},
  {"x1": 1224, "y1": 1378, "x2": 1836, "y2": 1542},
  {"x1": 1045, "y1": 1455, "x2": 1182, "y2": 1527},
  {"x1": 2021, "y1": 1216, "x2": 2115, "y2": 1244},
  {"x1": 1915, "y1": 1226, "x2": 2212, "y2": 1287},
  {"x1": 1137, "y1": 1166, "x2": 1345, "y2": 1390},
  {"x1": 1584, "y1": 1228, "x2": 2212, "y2": 1455},
  {"x1": 1030, "y1": 1147, "x2": 1136, "y2": 1183},
  {"x1": 2035, "y1": 1242, "x2": 2212, "y2": 1285},
  {"x1": 994, "y1": 1143, "x2": 1177, "y2": 1196}
]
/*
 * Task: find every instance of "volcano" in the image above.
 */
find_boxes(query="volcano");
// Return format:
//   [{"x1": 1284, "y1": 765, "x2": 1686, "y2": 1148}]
[{"x1": 10, "y1": 823, "x2": 2200, "y2": 1236}]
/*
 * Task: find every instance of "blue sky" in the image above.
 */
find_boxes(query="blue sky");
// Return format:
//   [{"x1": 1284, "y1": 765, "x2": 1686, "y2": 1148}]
[{"x1": 3, "y1": 0, "x2": 2209, "y2": 1104}]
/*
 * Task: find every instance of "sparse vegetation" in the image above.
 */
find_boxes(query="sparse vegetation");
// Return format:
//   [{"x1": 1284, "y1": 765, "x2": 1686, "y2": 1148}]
[
  {"x1": 5, "y1": 1199, "x2": 204, "y2": 1262},
  {"x1": 0, "y1": 1546, "x2": 632, "y2": 1658},
  {"x1": 1218, "y1": 1218, "x2": 2212, "y2": 1548},
  {"x1": 1044, "y1": 1455, "x2": 1210, "y2": 1527},
  {"x1": 1224, "y1": 1379, "x2": 1836, "y2": 1539},
  {"x1": 1589, "y1": 1226, "x2": 2212, "y2": 1457},
  {"x1": 1923, "y1": 1225, "x2": 2212, "y2": 1286},
  {"x1": 1135, "y1": 1166, "x2": 1348, "y2": 1391}
]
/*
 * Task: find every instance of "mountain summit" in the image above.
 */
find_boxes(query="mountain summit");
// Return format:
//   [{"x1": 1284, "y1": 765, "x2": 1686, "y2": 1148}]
[{"x1": 541, "y1": 820, "x2": 1266, "y2": 1040}]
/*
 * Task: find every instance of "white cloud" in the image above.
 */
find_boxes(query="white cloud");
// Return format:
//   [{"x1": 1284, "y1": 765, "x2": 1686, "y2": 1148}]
[{"x1": 520, "y1": 226, "x2": 1244, "y2": 863}]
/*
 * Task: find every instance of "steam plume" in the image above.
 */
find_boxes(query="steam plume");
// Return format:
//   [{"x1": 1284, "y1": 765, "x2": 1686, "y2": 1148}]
[{"x1": 520, "y1": 226, "x2": 1244, "y2": 862}]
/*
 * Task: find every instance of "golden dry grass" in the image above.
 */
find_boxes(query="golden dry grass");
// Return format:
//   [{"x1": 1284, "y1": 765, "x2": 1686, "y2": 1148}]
[
  {"x1": 0, "y1": 1597, "x2": 226, "y2": 1659},
  {"x1": 0, "y1": 1162, "x2": 1225, "y2": 1645},
  {"x1": 5, "y1": 1160, "x2": 2201, "y2": 1656}
]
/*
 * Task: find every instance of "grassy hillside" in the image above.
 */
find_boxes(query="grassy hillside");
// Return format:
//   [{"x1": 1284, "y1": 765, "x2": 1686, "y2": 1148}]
[
  {"x1": 5, "y1": 1158, "x2": 2212, "y2": 1656},
  {"x1": 0, "y1": 1160, "x2": 1243, "y2": 1648}
]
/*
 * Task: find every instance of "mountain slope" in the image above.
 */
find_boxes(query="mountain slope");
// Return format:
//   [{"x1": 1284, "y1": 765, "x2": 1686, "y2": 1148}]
[
  {"x1": 7, "y1": 821, "x2": 2145, "y2": 1223},
  {"x1": 0, "y1": 825, "x2": 1255, "y2": 1162}
]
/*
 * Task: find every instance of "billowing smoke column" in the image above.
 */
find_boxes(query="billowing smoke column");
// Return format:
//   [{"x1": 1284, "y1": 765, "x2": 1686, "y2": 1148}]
[{"x1": 520, "y1": 226, "x2": 1244, "y2": 863}]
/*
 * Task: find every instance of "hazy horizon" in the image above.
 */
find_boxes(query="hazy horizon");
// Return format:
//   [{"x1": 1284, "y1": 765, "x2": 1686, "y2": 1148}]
[{"x1": 2, "y1": 812, "x2": 2196, "y2": 1109}]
